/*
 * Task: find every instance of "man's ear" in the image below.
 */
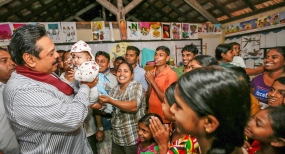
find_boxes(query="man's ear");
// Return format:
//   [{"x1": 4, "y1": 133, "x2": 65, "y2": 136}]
[
  {"x1": 166, "y1": 55, "x2": 170, "y2": 62},
  {"x1": 203, "y1": 115, "x2": 220, "y2": 134},
  {"x1": 221, "y1": 53, "x2": 225, "y2": 59},
  {"x1": 271, "y1": 138, "x2": 285, "y2": 147},
  {"x1": 22, "y1": 53, "x2": 36, "y2": 68}
]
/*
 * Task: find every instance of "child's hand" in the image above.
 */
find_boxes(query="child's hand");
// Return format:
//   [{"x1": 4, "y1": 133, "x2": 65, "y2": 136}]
[
  {"x1": 149, "y1": 116, "x2": 170, "y2": 146},
  {"x1": 66, "y1": 69, "x2": 75, "y2": 82}
]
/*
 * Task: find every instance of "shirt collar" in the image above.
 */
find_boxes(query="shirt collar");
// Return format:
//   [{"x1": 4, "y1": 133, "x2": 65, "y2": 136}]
[
  {"x1": 103, "y1": 68, "x2": 111, "y2": 75},
  {"x1": 153, "y1": 65, "x2": 171, "y2": 77}
]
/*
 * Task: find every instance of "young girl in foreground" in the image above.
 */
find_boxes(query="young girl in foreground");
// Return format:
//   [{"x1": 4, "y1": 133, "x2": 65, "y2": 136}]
[
  {"x1": 138, "y1": 113, "x2": 162, "y2": 154},
  {"x1": 245, "y1": 106, "x2": 285, "y2": 154}
]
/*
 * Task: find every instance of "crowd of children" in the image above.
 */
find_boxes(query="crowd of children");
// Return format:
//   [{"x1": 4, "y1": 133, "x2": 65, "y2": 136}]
[{"x1": 3, "y1": 26, "x2": 285, "y2": 154}]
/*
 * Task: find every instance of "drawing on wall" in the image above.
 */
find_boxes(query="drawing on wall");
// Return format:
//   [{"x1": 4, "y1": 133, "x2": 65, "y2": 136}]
[
  {"x1": 91, "y1": 21, "x2": 105, "y2": 41},
  {"x1": 214, "y1": 24, "x2": 222, "y2": 34},
  {"x1": 127, "y1": 22, "x2": 140, "y2": 40},
  {"x1": 28, "y1": 22, "x2": 45, "y2": 28},
  {"x1": 271, "y1": 13, "x2": 280, "y2": 26},
  {"x1": 162, "y1": 23, "x2": 171, "y2": 40},
  {"x1": 240, "y1": 19, "x2": 257, "y2": 31},
  {"x1": 189, "y1": 24, "x2": 198, "y2": 39},
  {"x1": 119, "y1": 20, "x2": 127, "y2": 40},
  {"x1": 171, "y1": 23, "x2": 181, "y2": 39},
  {"x1": 139, "y1": 22, "x2": 151, "y2": 40},
  {"x1": 45, "y1": 22, "x2": 63, "y2": 43},
  {"x1": 280, "y1": 12, "x2": 285, "y2": 24},
  {"x1": 0, "y1": 23, "x2": 13, "y2": 46},
  {"x1": 181, "y1": 23, "x2": 189, "y2": 39},
  {"x1": 225, "y1": 23, "x2": 241, "y2": 34},
  {"x1": 61, "y1": 22, "x2": 77, "y2": 42},
  {"x1": 12, "y1": 23, "x2": 26, "y2": 30},
  {"x1": 110, "y1": 42, "x2": 131, "y2": 66},
  {"x1": 258, "y1": 16, "x2": 271, "y2": 28},
  {"x1": 241, "y1": 34, "x2": 262, "y2": 59},
  {"x1": 150, "y1": 22, "x2": 161, "y2": 40}
]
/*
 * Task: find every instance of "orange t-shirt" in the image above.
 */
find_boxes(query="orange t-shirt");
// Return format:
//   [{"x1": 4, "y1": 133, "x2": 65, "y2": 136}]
[{"x1": 148, "y1": 65, "x2": 178, "y2": 123}]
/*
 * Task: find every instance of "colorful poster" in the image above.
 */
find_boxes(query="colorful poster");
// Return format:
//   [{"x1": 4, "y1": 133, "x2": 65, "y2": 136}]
[
  {"x1": 162, "y1": 23, "x2": 171, "y2": 40},
  {"x1": 91, "y1": 21, "x2": 105, "y2": 41},
  {"x1": 208, "y1": 23, "x2": 214, "y2": 33},
  {"x1": 45, "y1": 22, "x2": 63, "y2": 43},
  {"x1": 0, "y1": 23, "x2": 13, "y2": 46},
  {"x1": 139, "y1": 22, "x2": 151, "y2": 40},
  {"x1": 110, "y1": 42, "x2": 131, "y2": 65},
  {"x1": 271, "y1": 13, "x2": 280, "y2": 26},
  {"x1": 241, "y1": 34, "x2": 262, "y2": 58},
  {"x1": 119, "y1": 20, "x2": 127, "y2": 40},
  {"x1": 127, "y1": 21, "x2": 140, "y2": 40},
  {"x1": 189, "y1": 24, "x2": 198, "y2": 39},
  {"x1": 171, "y1": 23, "x2": 181, "y2": 39},
  {"x1": 150, "y1": 22, "x2": 161, "y2": 40},
  {"x1": 240, "y1": 19, "x2": 257, "y2": 31},
  {"x1": 181, "y1": 23, "x2": 190, "y2": 39},
  {"x1": 28, "y1": 22, "x2": 45, "y2": 28},
  {"x1": 279, "y1": 11, "x2": 285, "y2": 24},
  {"x1": 12, "y1": 23, "x2": 26, "y2": 30},
  {"x1": 225, "y1": 23, "x2": 241, "y2": 34},
  {"x1": 200, "y1": 23, "x2": 209, "y2": 33},
  {"x1": 61, "y1": 22, "x2": 77, "y2": 42},
  {"x1": 257, "y1": 16, "x2": 271, "y2": 28},
  {"x1": 214, "y1": 24, "x2": 222, "y2": 34}
]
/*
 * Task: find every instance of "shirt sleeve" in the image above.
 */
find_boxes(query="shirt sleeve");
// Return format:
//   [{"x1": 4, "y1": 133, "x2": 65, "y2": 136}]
[
  {"x1": 7, "y1": 84, "x2": 91, "y2": 133},
  {"x1": 128, "y1": 82, "x2": 145, "y2": 110}
]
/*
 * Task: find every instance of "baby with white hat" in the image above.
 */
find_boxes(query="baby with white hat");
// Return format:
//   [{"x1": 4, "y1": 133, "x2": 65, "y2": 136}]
[{"x1": 70, "y1": 40, "x2": 111, "y2": 110}]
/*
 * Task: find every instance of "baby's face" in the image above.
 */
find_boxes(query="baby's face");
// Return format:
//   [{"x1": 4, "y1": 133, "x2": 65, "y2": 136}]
[{"x1": 71, "y1": 52, "x2": 91, "y2": 66}]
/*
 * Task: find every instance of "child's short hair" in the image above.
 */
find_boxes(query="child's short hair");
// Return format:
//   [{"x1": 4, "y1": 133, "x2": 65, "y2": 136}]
[
  {"x1": 181, "y1": 43, "x2": 198, "y2": 55},
  {"x1": 156, "y1": 46, "x2": 170, "y2": 56},
  {"x1": 138, "y1": 113, "x2": 163, "y2": 127}
]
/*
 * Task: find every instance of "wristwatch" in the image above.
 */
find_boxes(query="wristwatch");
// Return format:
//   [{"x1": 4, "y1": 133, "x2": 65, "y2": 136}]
[{"x1": 97, "y1": 127, "x2": 104, "y2": 131}]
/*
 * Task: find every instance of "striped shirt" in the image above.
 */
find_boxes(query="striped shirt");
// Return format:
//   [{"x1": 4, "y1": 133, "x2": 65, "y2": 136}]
[
  {"x1": 110, "y1": 80, "x2": 146, "y2": 146},
  {"x1": 3, "y1": 72, "x2": 93, "y2": 154}
]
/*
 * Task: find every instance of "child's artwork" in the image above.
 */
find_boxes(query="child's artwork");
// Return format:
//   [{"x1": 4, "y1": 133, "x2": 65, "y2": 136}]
[
  {"x1": 110, "y1": 42, "x2": 131, "y2": 66},
  {"x1": 162, "y1": 23, "x2": 171, "y2": 40},
  {"x1": 0, "y1": 23, "x2": 13, "y2": 46},
  {"x1": 150, "y1": 22, "x2": 161, "y2": 40},
  {"x1": 214, "y1": 24, "x2": 222, "y2": 34},
  {"x1": 127, "y1": 22, "x2": 140, "y2": 40},
  {"x1": 45, "y1": 22, "x2": 63, "y2": 43},
  {"x1": 199, "y1": 23, "x2": 208, "y2": 33},
  {"x1": 61, "y1": 22, "x2": 77, "y2": 42},
  {"x1": 91, "y1": 21, "x2": 105, "y2": 41},
  {"x1": 240, "y1": 19, "x2": 257, "y2": 31},
  {"x1": 28, "y1": 22, "x2": 45, "y2": 28},
  {"x1": 119, "y1": 20, "x2": 127, "y2": 40},
  {"x1": 208, "y1": 23, "x2": 214, "y2": 33},
  {"x1": 139, "y1": 22, "x2": 151, "y2": 40},
  {"x1": 189, "y1": 24, "x2": 198, "y2": 39},
  {"x1": 241, "y1": 34, "x2": 262, "y2": 59},
  {"x1": 279, "y1": 11, "x2": 285, "y2": 24},
  {"x1": 12, "y1": 23, "x2": 26, "y2": 30},
  {"x1": 225, "y1": 23, "x2": 241, "y2": 34},
  {"x1": 258, "y1": 16, "x2": 271, "y2": 28},
  {"x1": 181, "y1": 23, "x2": 189, "y2": 39},
  {"x1": 171, "y1": 23, "x2": 181, "y2": 39},
  {"x1": 271, "y1": 13, "x2": 280, "y2": 26}
]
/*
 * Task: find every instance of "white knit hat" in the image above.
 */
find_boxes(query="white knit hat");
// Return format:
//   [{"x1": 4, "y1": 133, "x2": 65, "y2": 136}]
[
  {"x1": 70, "y1": 40, "x2": 94, "y2": 60},
  {"x1": 74, "y1": 61, "x2": 99, "y2": 82}
]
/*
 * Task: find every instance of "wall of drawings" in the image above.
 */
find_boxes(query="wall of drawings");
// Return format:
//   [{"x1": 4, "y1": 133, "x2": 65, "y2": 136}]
[{"x1": 0, "y1": 21, "x2": 221, "y2": 47}]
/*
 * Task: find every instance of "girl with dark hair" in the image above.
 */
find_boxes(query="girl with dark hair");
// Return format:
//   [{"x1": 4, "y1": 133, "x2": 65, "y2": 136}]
[
  {"x1": 245, "y1": 106, "x2": 285, "y2": 154},
  {"x1": 137, "y1": 113, "x2": 162, "y2": 154},
  {"x1": 185, "y1": 55, "x2": 218, "y2": 72},
  {"x1": 215, "y1": 44, "x2": 236, "y2": 68},
  {"x1": 149, "y1": 82, "x2": 200, "y2": 154},
  {"x1": 251, "y1": 47, "x2": 285, "y2": 108},
  {"x1": 267, "y1": 76, "x2": 285, "y2": 107},
  {"x1": 170, "y1": 66, "x2": 251, "y2": 154}
]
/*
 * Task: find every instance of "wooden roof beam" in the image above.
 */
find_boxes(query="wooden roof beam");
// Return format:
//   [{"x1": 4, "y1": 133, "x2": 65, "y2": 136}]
[
  {"x1": 146, "y1": 1, "x2": 175, "y2": 21},
  {"x1": 125, "y1": 0, "x2": 143, "y2": 14},
  {"x1": 161, "y1": 0, "x2": 188, "y2": 21},
  {"x1": 210, "y1": 0, "x2": 232, "y2": 18},
  {"x1": 241, "y1": 0, "x2": 256, "y2": 11},
  {"x1": 64, "y1": 3, "x2": 97, "y2": 21},
  {"x1": 184, "y1": 0, "x2": 219, "y2": 23},
  {"x1": 96, "y1": 0, "x2": 118, "y2": 16},
  {"x1": 0, "y1": 0, "x2": 12, "y2": 7}
]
